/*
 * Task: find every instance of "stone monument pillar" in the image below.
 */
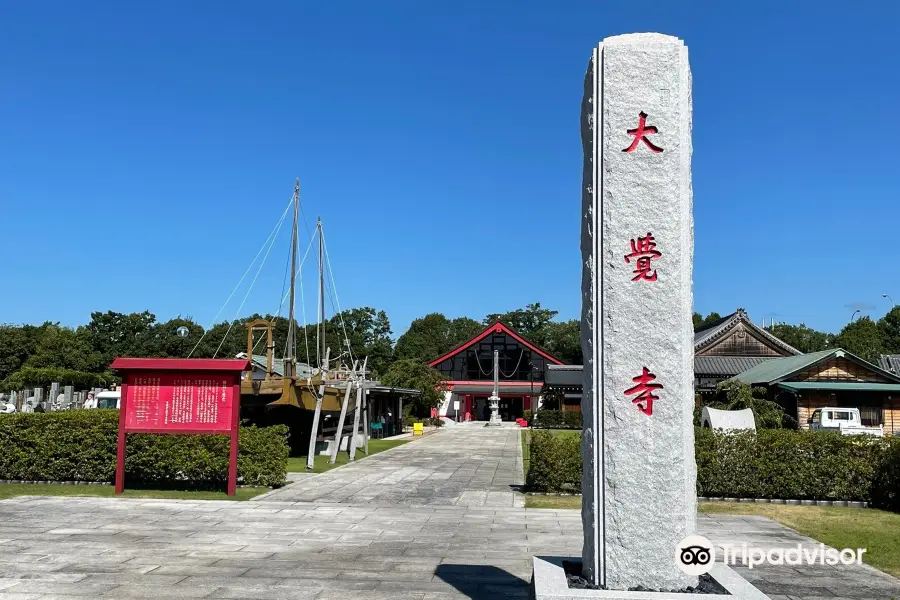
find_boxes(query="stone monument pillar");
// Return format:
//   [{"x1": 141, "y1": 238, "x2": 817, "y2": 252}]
[
  {"x1": 581, "y1": 33, "x2": 695, "y2": 591},
  {"x1": 488, "y1": 350, "x2": 502, "y2": 426}
]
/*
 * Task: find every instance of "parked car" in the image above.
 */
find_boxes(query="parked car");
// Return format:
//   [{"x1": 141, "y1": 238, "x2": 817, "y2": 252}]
[
  {"x1": 84, "y1": 390, "x2": 120, "y2": 410},
  {"x1": 807, "y1": 407, "x2": 884, "y2": 437}
]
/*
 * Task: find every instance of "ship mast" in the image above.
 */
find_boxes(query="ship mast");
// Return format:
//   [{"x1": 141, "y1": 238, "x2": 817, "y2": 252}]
[
  {"x1": 317, "y1": 217, "x2": 326, "y2": 371},
  {"x1": 284, "y1": 179, "x2": 300, "y2": 379}
]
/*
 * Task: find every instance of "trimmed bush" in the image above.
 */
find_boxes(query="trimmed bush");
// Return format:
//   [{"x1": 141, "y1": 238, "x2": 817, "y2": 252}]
[
  {"x1": 532, "y1": 410, "x2": 582, "y2": 429},
  {"x1": 0, "y1": 410, "x2": 288, "y2": 488},
  {"x1": 527, "y1": 427, "x2": 900, "y2": 510},
  {"x1": 526, "y1": 431, "x2": 582, "y2": 492},
  {"x1": 871, "y1": 437, "x2": 900, "y2": 512},
  {"x1": 695, "y1": 428, "x2": 885, "y2": 502}
]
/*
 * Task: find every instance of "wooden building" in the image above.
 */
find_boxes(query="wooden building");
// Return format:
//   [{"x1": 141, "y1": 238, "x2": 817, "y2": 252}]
[
  {"x1": 734, "y1": 348, "x2": 900, "y2": 436},
  {"x1": 694, "y1": 309, "x2": 801, "y2": 395}
]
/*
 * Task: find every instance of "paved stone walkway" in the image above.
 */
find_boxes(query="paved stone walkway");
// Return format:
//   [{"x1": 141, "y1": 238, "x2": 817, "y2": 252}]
[
  {"x1": 1, "y1": 497, "x2": 899, "y2": 599},
  {"x1": 259, "y1": 422, "x2": 525, "y2": 508},
  {"x1": 1, "y1": 425, "x2": 899, "y2": 599}
]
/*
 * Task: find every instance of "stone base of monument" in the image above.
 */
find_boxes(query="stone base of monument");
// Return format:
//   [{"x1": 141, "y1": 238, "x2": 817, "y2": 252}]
[{"x1": 531, "y1": 557, "x2": 771, "y2": 600}]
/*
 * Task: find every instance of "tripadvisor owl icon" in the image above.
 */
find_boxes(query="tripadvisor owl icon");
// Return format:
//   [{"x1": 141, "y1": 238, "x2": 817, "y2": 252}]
[{"x1": 676, "y1": 535, "x2": 715, "y2": 575}]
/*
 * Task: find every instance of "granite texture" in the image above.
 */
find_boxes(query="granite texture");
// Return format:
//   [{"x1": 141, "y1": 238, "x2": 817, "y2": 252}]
[{"x1": 581, "y1": 33, "x2": 696, "y2": 591}]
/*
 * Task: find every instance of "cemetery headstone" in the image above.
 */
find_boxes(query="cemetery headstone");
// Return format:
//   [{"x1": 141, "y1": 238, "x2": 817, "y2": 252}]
[
  {"x1": 581, "y1": 33, "x2": 696, "y2": 591},
  {"x1": 64, "y1": 386, "x2": 74, "y2": 409},
  {"x1": 49, "y1": 382, "x2": 60, "y2": 410}
]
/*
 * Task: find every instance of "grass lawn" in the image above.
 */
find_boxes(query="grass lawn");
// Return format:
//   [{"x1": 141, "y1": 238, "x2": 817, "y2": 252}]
[
  {"x1": 523, "y1": 496, "x2": 900, "y2": 578},
  {"x1": 700, "y1": 502, "x2": 900, "y2": 578},
  {"x1": 0, "y1": 483, "x2": 268, "y2": 501},
  {"x1": 521, "y1": 428, "x2": 581, "y2": 479},
  {"x1": 525, "y1": 495, "x2": 582, "y2": 509},
  {"x1": 286, "y1": 438, "x2": 412, "y2": 473}
]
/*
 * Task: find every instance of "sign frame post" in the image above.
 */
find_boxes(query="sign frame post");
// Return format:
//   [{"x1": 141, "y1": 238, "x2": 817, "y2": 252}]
[{"x1": 110, "y1": 358, "x2": 250, "y2": 496}]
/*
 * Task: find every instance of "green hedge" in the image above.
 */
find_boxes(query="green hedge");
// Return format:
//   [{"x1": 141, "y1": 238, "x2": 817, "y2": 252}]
[
  {"x1": 696, "y1": 428, "x2": 888, "y2": 503},
  {"x1": 0, "y1": 410, "x2": 288, "y2": 488},
  {"x1": 532, "y1": 410, "x2": 582, "y2": 429},
  {"x1": 526, "y1": 427, "x2": 900, "y2": 511},
  {"x1": 526, "y1": 431, "x2": 582, "y2": 492}
]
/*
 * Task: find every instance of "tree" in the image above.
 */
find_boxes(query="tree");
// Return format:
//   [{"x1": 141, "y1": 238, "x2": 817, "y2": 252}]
[
  {"x1": 24, "y1": 325, "x2": 103, "y2": 373},
  {"x1": 834, "y1": 317, "x2": 885, "y2": 363},
  {"x1": 380, "y1": 359, "x2": 447, "y2": 417},
  {"x1": 80, "y1": 311, "x2": 158, "y2": 365},
  {"x1": 325, "y1": 307, "x2": 394, "y2": 377},
  {"x1": 0, "y1": 366, "x2": 113, "y2": 392},
  {"x1": 0, "y1": 324, "x2": 46, "y2": 381},
  {"x1": 485, "y1": 302, "x2": 558, "y2": 337},
  {"x1": 767, "y1": 322, "x2": 834, "y2": 353},
  {"x1": 693, "y1": 312, "x2": 723, "y2": 329},
  {"x1": 394, "y1": 313, "x2": 482, "y2": 363},
  {"x1": 707, "y1": 380, "x2": 793, "y2": 429},
  {"x1": 877, "y1": 306, "x2": 900, "y2": 354},
  {"x1": 540, "y1": 319, "x2": 582, "y2": 364}
]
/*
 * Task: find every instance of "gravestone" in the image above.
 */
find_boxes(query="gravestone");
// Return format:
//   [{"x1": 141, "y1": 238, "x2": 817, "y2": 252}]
[
  {"x1": 33, "y1": 388, "x2": 45, "y2": 411},
  {"x1": 49, "y1": 382, "x2": 60, "y2": 410},
  {"x1": 581, "y1": 33, "x2": 695, "y2": 591},
  {"x1": 64, "y1": 386, "x2": 74, "y2": 410}
]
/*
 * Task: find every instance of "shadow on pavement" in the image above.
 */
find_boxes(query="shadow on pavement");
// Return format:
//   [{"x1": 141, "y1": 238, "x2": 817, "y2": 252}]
[{"x1": 435, "y1": 564, "x2": 530, "y2": 599}]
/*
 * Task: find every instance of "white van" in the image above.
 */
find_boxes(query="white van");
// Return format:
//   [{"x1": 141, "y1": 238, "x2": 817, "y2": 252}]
[{"x1": 85, "y1": 391, "x2": 120, "y2": 410}]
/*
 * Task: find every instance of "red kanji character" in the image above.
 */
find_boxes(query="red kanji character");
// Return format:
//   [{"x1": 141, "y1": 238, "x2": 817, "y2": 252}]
[
  {"x1": 624, "y1": 233, "x2": 661, "y2": 281},
  {"x1": 624, "y1": 367, "x2": 662, "y2": 416},
  {"x1": 622, "y1": 111, "x2": 663, "y2": 153}
]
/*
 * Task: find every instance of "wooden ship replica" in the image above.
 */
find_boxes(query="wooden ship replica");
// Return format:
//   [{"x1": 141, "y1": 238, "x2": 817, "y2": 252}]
[{"x1": 239, "y1": 181, "x2": 370, "y2": 467}]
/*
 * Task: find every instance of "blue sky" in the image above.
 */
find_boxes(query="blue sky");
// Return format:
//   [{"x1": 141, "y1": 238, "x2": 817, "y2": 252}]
[{"x1": 1, "y1": 1, "x2": 898, "y2": 337}]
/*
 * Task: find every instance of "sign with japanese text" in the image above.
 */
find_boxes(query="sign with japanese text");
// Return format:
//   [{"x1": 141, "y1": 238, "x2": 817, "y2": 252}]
[
  {"x1": 110, "y1": 357, "x2": 249, "y2": 496},
  {"x1": 124, "y1": 373, "x2": 235, "y2": 433}
]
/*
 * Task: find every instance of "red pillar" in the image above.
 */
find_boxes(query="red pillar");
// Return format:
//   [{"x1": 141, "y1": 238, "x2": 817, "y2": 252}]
[
  {"x1": 227, "y1": 378, "x2": 241, "y2": 496},
  {"x1": 114, "y1": 380, "x2": 129, "y2": 494}
]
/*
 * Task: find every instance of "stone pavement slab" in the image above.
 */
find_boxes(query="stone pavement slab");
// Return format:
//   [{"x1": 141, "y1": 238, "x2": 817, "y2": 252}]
[
  {"x1": 0, "y1": 496, "x2": 898, "y2": 599},
  {"x1": 259, "y1": 423, "x2": 525, "y2": 507}
]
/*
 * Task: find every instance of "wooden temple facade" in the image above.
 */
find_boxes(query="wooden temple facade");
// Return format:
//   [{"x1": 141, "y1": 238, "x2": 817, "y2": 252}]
[{"x1": 693, "y1": 309, "x2": 802, "y2": 395}]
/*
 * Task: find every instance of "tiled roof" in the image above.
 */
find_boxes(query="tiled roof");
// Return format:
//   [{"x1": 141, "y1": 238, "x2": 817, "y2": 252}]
[
  {"x1": 878, "y1": 355, "x2": 900, "y2": 374},
  {"x1": 694, "y1": 356, "x2": 775, "y2": 376},
  {"x1": 693, "y1": 310, "x2": 802, "y2": 356},
  {"x1": 733, "y1": 348, "x2": 900, "y2": 385}
]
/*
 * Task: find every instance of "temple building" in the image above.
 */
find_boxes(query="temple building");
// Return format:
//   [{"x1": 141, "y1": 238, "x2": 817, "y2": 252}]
[
  {"x1": 538, "y1": 309, "x2": 803, "y2": 410},
  {"x1": 430, "y1": 321, "x2": 565, "y2": 421},
  {"x1": 693, "y1": 309, "x2": 801, "y2": 395},
  {"x1": 735, "y1": 348, "x2": 900, "y2": 435}
]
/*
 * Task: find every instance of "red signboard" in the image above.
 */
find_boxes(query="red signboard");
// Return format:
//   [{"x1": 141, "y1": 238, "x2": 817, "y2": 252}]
[
  {"x1": 110, "y1": 358, "x2": 250, "y2": 495},
  {"x1": 124, "y1": 373, "x2": 235, "y2": 433}
]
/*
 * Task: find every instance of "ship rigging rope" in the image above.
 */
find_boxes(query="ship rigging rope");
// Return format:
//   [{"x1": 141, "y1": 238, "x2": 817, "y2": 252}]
[
  {"x1": 213, "y1": 200, "x2": 289, "y2": 358},
  {"x1": 320, "y1": 229, "x2": 356, "y2": 368},
  {"x1": 188, "y1": 196, "x2": 294, "y2": 358},
  {"x1": 248, "y1": 229, "x2": 317, "y2": 357}
]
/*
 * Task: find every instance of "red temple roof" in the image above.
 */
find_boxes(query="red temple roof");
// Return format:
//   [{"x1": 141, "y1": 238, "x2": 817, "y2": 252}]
[{"x1": 428, "y1": 321, "x2": 565, "y2": 367}]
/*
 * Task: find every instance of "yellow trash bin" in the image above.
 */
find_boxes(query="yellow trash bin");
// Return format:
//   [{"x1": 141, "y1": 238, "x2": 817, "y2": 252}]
[{"x1": 413, "y1": 422, "x2": 424, "y2": 436}]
